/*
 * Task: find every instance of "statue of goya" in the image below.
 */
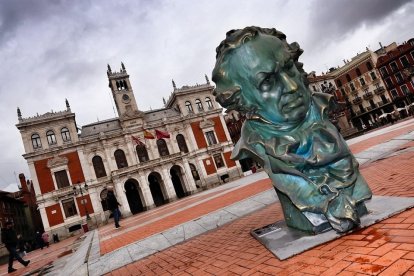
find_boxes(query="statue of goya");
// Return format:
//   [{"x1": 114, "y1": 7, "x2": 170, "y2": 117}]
[{"x1": 212, "y1": 27, "x2": 372, "y2": 233}]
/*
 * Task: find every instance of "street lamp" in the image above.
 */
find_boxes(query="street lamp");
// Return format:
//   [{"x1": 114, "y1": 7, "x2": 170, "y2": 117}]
[{"x1": 73, "y1": 181, "x2": 91, "y2": 220}]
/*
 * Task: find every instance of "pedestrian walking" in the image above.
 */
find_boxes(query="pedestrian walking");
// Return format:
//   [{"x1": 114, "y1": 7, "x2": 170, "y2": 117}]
[
  {"x1": 35, "y1": 231, "x2": 44, "y2": 249},
  {"x1": 1, "y1": 221, "x2": 30, "y2": 273},
  {"x1": 106, "y1": 186, "x2": 121, "y2": 229}
]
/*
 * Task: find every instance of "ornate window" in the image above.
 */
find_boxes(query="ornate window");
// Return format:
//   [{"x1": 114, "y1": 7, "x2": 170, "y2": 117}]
[
  {"x1": 176, "y1": 134, "x2": 188, "y2": 153},
  {"x1": 46, "y1": 130, "x2": 57, "y2": 145},
  {"x1": 336, "y1": 80, "x2": 342, "y2": 87},
  {"x1": 356, "y1": 68, "x2": 362, "y2": 77},
  {"x1": 189, "y1": 163, "x2": 200, "y2": 180},
  {"x1": 346, "y1": 74, "x2": 351, "y2": 82},
  {"x1": 62, "y1": 198, "x2": 77, "y2": 218},
  {"x1": 31, "y1": 133, "x2": 42, "y2": 149},
  {"x1": 359, "y1": 78, "x2": 366, "y2": 86},
  {"x1": 92, "y1": 156, "x2": 107, "y2": 178},
  {"x1": 205, "y1": 97, "x2": 213, "y2": 109},
  {"x1": 136, "y1": 144, "x2": 149, "y2": 162},
  {"x1": 366, "y1": 62, "x2": 373, "y2": 71},
  {"x1": 390, "y1": 62, "x2": 399, "y2": 73},
  {"x1": 185, "y1": 101, "x2": 193, "y2": 113},
  {"x1": 61, "y1": 127, "x2": 71, "y2": 142},
  {"x1": 54, "y1": 170, "x2": 70, "y2": 189},
  {"x1": 205, "y1": 131, "x2": 217, "y2": 145},
  {"x1": 213, "y1": 154, "x2": 225, "y2": 168},
  {"x1": 114, "y1": 149, "x2": 128, "y2": 169},
  {"x1": 157, "y1": 139, "x2": 170, "y2": 156},
  {"x1": 370, "y1": 72, "x2": 377, "y2": 80},
  {"x1": 195, "y1": 99, "x2": 203, "y2": 111}
]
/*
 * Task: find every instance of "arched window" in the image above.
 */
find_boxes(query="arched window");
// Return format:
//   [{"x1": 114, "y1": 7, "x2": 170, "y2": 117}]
[
  {"x1": 46, "y1": 130, "x2": 57, "y2": 145},
  {"x1": 31, "y1": 133, "x2": 42, "y2": 149},
  {"x1": 346, "y1": 74, "x2": 351, "y2": 82},
  {"x1": 366, "y1": 62, "x2": 373, "y2": 71},
  {"x1": 356, "y1": 68, "x2": 362, "y2": 77},
  {"x1": 61, "y1": 127, "x2": 71, "y2": 142},
  {"x1": 205, "y1": 97, "x2": 213, "y2": 109},
  {"x1": 136, "y1": 144, "x2": 149, "y2": 162},
  {"x1": 195, "y1": 99, "x2": 203, "y2": 111},
  {"x1": 92, "y1": 156, "x2": 107, "y2": 178},
  {"x1": 176, "y1": 134, "x2": 188, "y2": 153},
  {"x1": 114, "y1": 149, "x2": 128, "y2": 169},
  {"x1": 189, "y1": 163, "x2": 200, "y2": 180},
  {"x1": 100, "y1": 189, "x2": 108, "y2": 211},
  {"x1": 157, "y1": 139, "x2": 170, "y2": 157},
  {"x1": 336, "y1": 80, "x2": 342, "y2": 87},
  {"x1": 185, "y1": 101, "x2": 193, "y2": 113}
]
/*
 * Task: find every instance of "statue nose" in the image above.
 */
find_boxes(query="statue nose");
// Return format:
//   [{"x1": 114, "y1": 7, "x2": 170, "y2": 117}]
[{"x1": 280, "y1": 72, "x2": 298, "y2": 93}]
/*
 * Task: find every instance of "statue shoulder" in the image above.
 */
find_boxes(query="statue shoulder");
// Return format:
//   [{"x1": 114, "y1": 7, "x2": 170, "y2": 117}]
[{"x1": 312, "y1": 92, "x2": 334, "y2": 119}]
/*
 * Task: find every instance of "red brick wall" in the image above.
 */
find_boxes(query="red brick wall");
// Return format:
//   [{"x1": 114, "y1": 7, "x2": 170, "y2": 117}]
[
  {"x1": 66, "y1": 151, "x2": 85, "y2": 184},
  {"x1": 212, "y1": 116, "x2": 227, "y2": 143},
  {"x1": 75, "y1": 195, "x2": 94, "y2": 217},
  {"x1": 45, "y1": 204, "x2": 64, "y2": 227},
  {"x1": 203, "y1": 157, "x2": 216, "y2": 175},
  {"x1": 34, "y1": 151, "x2": 85, "y2": 195},
  {"x1": 191, "y1": 121, "x2": 207, "y2": 149},
  {"x1": 34, "y1": 159, "x2": 55, "y2": 194},
  {"x1": 223, "y1": 151, "x2": 236, "y2": 168}
]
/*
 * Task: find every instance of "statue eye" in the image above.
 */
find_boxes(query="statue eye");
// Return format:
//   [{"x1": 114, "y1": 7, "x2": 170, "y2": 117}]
[{"x1": 260, "y1": 75, "x2": 274, "y2": 92}]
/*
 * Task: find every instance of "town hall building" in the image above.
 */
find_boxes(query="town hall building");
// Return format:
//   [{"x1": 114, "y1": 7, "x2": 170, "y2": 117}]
[{"x1": 16, "y1": 63, "x2": 242, "y2": 238}]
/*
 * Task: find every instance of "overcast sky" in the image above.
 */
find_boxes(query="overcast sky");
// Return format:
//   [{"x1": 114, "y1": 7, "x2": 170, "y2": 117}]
[{"x1": 0, "y1": 0, "x2": 413, "y2": 190}]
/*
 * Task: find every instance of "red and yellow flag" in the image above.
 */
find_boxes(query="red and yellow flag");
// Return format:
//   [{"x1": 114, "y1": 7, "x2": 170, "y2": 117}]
[{"x1": 143, "y1": 130, "x2": 155, "y2": 139}]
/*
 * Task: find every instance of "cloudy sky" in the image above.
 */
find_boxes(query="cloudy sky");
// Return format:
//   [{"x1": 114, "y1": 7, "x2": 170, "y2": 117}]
[{"x1": 0, "y1": 0, "x2": 413, "y2": 190}]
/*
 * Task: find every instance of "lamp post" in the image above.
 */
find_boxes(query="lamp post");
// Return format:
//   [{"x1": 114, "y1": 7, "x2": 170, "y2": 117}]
[{"x1": 73, "y1": 181, "x2": 91, "y2": 220}]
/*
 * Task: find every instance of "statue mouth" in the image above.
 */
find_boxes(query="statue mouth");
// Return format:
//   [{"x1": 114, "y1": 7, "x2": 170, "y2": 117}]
[{"x1": 281, "y1": 95, "x2": 304, "y2": 113}]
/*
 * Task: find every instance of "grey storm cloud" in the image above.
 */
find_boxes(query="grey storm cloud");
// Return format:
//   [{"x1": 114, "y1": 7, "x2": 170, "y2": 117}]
[{"x1": 310, "y1": 0, "x2": 412, "y2": 42}]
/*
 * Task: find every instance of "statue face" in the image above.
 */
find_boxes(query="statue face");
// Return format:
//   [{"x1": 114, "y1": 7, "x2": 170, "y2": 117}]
[{"x1": 214, "y1": 34, "x2": 311, "y2": 125}]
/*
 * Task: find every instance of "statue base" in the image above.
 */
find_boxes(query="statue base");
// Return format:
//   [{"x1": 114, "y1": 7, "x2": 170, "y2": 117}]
[{"x1": 251, "y1": 195, "x2": 414, "y2": 260}]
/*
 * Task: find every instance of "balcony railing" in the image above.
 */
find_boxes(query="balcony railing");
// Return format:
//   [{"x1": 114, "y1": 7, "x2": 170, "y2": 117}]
[
  {"x1": 363, "y1": 92, "x2": 374, "y2": 100},
  {"x1": 353, "y1": 97, "x2": 362, "y2": 105},
  {"x1": 374, "y1": 87, "x2": 385, "y2": 95}
]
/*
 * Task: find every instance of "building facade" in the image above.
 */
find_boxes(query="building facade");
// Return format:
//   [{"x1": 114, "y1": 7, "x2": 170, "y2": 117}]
[
  {"x1": 376, "y1": 38, "x2": 414, "y2": 112},
  {"x1": 16, "y1": 64, "x2": 242, "y2": 238}
]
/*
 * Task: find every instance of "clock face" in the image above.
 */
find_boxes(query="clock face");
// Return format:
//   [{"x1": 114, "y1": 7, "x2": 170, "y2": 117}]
[{"x1": 122, "y1": 94, "x2": 130, "y2": 103}]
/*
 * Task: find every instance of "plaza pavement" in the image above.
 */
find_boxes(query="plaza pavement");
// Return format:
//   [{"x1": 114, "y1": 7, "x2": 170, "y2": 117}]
[{"x1": 3, "y1": 118, "x2": 414, "y2": 275}]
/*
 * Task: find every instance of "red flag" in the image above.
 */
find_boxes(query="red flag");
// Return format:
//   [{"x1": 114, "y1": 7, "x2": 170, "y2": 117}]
[
  {"x1": 143, "y1": 130, "x2": 155, "y2": 139},
  {"x1": 131, "y1": 135, "x2": 144, "y2": 146},
  {"x1": 155, "y1": 129, "x2": 170, "y2": 139}
]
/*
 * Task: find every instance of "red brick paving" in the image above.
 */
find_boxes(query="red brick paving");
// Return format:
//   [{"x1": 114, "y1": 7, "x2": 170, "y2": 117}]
[
  {"x1": 0, "y1": 234, "x2": 81, "y2": 276},
  {"x1": 106, "y1": 128, "x2": 414, "y2": 275}
]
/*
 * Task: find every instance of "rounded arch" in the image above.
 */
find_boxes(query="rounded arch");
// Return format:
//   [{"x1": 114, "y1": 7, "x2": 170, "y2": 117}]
[
  {"x1": 170, "y1": 165, "x2": 187, "y2": 198},
  {"x1": 124, "y1": 179, "x2": 144, "y2": 214},
  {"x1": 61, "y1": 127, "x2": 71, "y2": 142},
  {"x1": 185, "y1": 101, "x2": 193, "y2": 113},
  {"x1": 157, "y1": 139, "x2": 170, "y2": 157},
  {"x1": 92, "y1": 155, "x2": 107, "y2": 178},
  {"x1": 31, "y1": 133, "x2": 42, "y2": 149},
  {"x1": 148, "y1": 172, "x2": 166, "y2": 207},
  {"x1": 205, "y1": 97, "x2": 213, "y2": 109},
  {"x1": 100, "y1": 188, "x2": 109, "y2": 211},
  {"x1": 195, "y1": 99, "x2": 203, "y2": 111},
  {"x1": 46, "y1": 130, "x2": 57, "y2": 145},
  {"x1": 114, "y1": 149, "x2": 128, "y2": 169},
  {"x1": 136, "y1": 144, "x2": 149, "y2": 162},
  {"x1": 176, "y1": 134, "x2": 188, "y2": 153}
]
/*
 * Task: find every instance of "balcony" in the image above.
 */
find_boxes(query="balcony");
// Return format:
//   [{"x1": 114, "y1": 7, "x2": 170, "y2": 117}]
[
  {"x1": 363, "y1": 92, "x2": 374, "y2": 100},
  {"x1": 353, "y1": 97, "x2": 362, "y2": 105},
  {"x1": 350, "y1": 90, "x2": 358, "y2": 96},
  {"x1": 374, "y1": 86, "x2": 385, "y2": 95}
]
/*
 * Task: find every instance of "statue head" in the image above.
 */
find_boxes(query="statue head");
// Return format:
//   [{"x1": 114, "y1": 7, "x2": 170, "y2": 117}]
[{"x1": 212, "y1": 27, "x2": 311, "y2": 128}]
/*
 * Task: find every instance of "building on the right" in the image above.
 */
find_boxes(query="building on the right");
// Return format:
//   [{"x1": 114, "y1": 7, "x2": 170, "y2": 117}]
[{"x1": 376, "y1": 38, "x2": 414, "y2": 113}]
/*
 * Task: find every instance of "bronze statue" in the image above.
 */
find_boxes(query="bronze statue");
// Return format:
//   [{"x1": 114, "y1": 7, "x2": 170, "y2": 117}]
[{"x1": 212, "y1": 27, "x2": 372, "y2": 233}]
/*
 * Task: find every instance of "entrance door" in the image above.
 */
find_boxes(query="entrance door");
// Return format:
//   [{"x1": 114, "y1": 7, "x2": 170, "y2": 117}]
[
  {"x1": 148, "y1": 173, "x2": 165, "y2": 207},
  {"x1": 170, "y1": 166, "x2": 186, "y2": 198},
  {"x1": 124, "y1": 180, "x2": 144, "y2": 214}
]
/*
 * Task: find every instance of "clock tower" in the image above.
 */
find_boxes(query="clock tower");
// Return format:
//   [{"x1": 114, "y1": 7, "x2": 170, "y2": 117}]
[{"x1": 107, "y1": 62, "x2": 142, "y2": 120}]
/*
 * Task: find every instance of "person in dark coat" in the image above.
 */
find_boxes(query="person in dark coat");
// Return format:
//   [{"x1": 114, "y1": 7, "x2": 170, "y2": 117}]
[
  {"x1": 1, "y1": 221, "x2": 30, "y2": 273},
  {"x1": 106, "y1": 186, "x2": 121, "y2": 228}
]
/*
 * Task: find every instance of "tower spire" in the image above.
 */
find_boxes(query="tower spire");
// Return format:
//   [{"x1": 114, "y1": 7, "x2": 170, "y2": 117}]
[
  {"x1": 65, "y1": 98, "x2": 71, "y2": 111},
  {"x1": 172, "y1": 79, "x2": 176, "y2": 90},
  {"x1": 17, "y1": 107, "x2": 22, "y2": 120},
  {"x1": 205, "y1": 74, "x2": 210, "y2": 85},
  {"x1": 121, "y1": 62, "x2": 126, "y2": 72}
]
